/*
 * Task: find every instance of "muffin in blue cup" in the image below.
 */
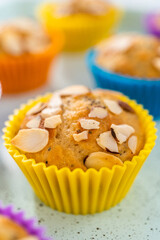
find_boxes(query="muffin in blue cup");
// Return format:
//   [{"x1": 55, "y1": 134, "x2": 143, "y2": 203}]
[{"x1": 86, "y1": 33, "x2": 160, "y2": 119}]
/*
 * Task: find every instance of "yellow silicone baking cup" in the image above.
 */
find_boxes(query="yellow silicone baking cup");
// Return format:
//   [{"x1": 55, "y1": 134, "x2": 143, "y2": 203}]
[
  {"x1": 3, "y1": 93, "x2": 156, "y2": 214},
  {"x1": 37, "y1": 3, "x2": 122, "y2": 51},
  {"x1": 0, "y1": 33, "x2": 63, "y2": 94}
]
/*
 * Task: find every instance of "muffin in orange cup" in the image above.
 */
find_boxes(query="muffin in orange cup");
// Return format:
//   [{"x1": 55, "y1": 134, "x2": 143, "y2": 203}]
[
  {"x1": 3, "y1": 85, "x2": 156, "y2": 214},
  {"x1": 0, "y1": 18, "x2": 63, "y2": 94}
]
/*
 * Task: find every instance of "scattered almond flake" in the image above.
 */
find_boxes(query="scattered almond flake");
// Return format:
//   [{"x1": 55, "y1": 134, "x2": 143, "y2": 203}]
[
  {"x1": 44, "y1": 115, "x2": 62, "y2": 129},
  {"x1": 11, "y1": 129, "x2": 49, "y2": 153},
  {"x1": 108, "y1": 36, "x2": 133, "y2": 53},
  {"x1": 56, "y1": 85, "x2": 90, "y2": 97},
  {"x1": 48, "y1": 94, "x2": 62, "y2": 108},
  {"x1": 118, "y1": 100, "x2": 134, "y2": 113},
  {"x1": 73, "y1": 131, "x2": 88, "y2": 142},
  {"x1": 26, "y1": 102, "x2": 46, "y2": 116},
  {"x1": 96, "y1": 137, "x2": 106, "y2": 150},
  {"x1": 152, "y1": 57, "x2": 160, "y2": 71},
  {"x1": 25, "y1": 36, "x2": 49, "y2": 54},
  {"x1": 79, "y1": 119, "x2": 100, "y2": 130},
  {"x1": 41, "y1": 107, "x2": 61, "y2": 118},
  {"x1": 88, "y1": 107, "x2": 108, "y2": 119},
  {"x1": 104, "y1": 99, "x2": 123, "y2": 115},
  {"x1": 26, "y1": 116, "x2": 41, "y2": 129},
  {"x1": 111, "y1": 124, "x2": 135, "y2": 144},
  {"x1": 96, "y1": 131, "x2": 119, "y2": 153},
  {"x1": 99, "y1": 35, "x2": 134, "y2": 54},
  {"x1": 128, "y1": 135, "x2": 137, "y2": 154},
  {"x1": 85, "y1": 152, "x2": 123, "y2": 170},
  {"x1": 1, "y1": 31, "x2": 23, "y2": 56}
]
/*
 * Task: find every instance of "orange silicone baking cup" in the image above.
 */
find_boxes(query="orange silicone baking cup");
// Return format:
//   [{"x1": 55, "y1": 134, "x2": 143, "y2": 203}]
[
  {"x1": 0, "y1": 33, "x2": 63, "y2": 94},
  {"x1": 3, "y1": 93, "x2": 156, "y2": 214}
]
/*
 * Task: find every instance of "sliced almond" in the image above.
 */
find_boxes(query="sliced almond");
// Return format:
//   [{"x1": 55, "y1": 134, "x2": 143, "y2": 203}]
[
  {"x1": 101, "y1": 35, "x2": 134, "y2": 54},
  {"x1": 41, "y1": 107, "x2": 61, "y2": 118},
  {"x1": 26, "y1": 102, "x2": 46, "y2": 116},
  {"x1": 44, "y1": 115, "x2": 62, "y2": 129},
  {"x1": 57, "y1": 85, "x2": 90, "y2": 97},
  {"x1": 111, "y1": 124, "x2": 135, "y2": 144},
  {"x1": 79, "y1": 119, "x2": 100, "y2": 130},
  {"x1": 152, "y1": 57, "x2": 160, "y2": 71},
  {"x1": 73, "y1": 131, "x2": 88, "y2": 142},
  {"x1": 128, "y1": 135, "x2": 137, "y2": 154},
  {"x1": 48, "y1": 94, "x2": 62, "y2": 108},
  {"x1": 11, "y1": 129, "x2": 49, "y2": 153},
  {"x1": 85, "y1": 152, "x2": 123, "y2": 170},
  {"x1": 88, "y1": 107, "x2": 108, "y2": 119},
  {"x1": 96, "y1": 137, "x2": 106, "y2": 150},
  {"x1": 96, "y1": 131, "x2": 119, "y2": 153},
  {"x1": 26, "y1": 116, "x2": 41, "y2": 129},
  {"x1": 104, "y1": 99, "x2": 122, "y2": 115},
  {"x1": 108, "y1": 36, "x2": 133, "y2": 53},
  {"x1": 118, "y1": 100, "x2": 134, "y2": 113},
  {"x1": 1, "y1": 31, "x2": 23, "y2": 56}
]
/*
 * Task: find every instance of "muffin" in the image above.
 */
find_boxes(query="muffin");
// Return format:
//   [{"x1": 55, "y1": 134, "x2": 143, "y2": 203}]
[
  {"x1": 0, "y1": 18, "x2": 63, "y2": 93},
  {"x1": 3, "y1": 85, "x2": 156, "y2": 214},
  {"x1": 37, "y1": 0, "x2": 122, "y2": 51},
  {"x1": 0, "y1": 203, "x2": 48, "y2": 240},
  {"x1": 11, "y1": 86, "x2": 144, "y2": 171},
  {"x1": 0, "y1": 215, "x2": 37, "y2": 239},
  {"x1": 145, "y1": 12, "x2": 160, "y2": 38},
  {"x1": 87, "y1": 33, "x2": 160, "y2": 118}
]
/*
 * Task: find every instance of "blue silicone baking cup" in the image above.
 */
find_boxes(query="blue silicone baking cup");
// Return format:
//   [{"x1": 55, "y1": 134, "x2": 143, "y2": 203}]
[{"x1": 86, "y1": 49, "x2": 160, "y2": 119}]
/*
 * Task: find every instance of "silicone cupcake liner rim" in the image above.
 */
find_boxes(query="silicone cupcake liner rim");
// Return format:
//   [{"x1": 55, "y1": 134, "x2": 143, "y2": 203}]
[
  {"x1": 3, "y1": 92, "x2": 156, "y2": 175},
  {"x1": 0, "y1": 202, "x2": 50, "y2": 240}
]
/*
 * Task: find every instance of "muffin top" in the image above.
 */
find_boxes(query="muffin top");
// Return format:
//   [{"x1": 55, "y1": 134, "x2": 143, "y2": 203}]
[
  {"x1": 96, "y1": 33, "x2": 160, "y2": 78},
  {"x1": 55, "y1": 0, "x2": 109, "y2": 17},
  {"x1": 0, "y1": 215, "x2": 38, "y2": 240},
  {"x1": 0, "y1": 18, "x2": 51, "y2": 56},
  {"x1": 11, "y1": 85, "x2": 144, "y2": 171}
]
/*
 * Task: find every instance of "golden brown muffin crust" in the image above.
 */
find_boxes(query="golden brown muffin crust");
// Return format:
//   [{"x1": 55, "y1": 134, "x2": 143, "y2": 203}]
[
  {"x1": 55, "y1": 0, "x2": 109, "y2": 17},
  {"x1": 12, "y1": 86, "x2": 145, "y2": 171},
  {"x1": 96, "y1": 34, "x2": 160, "y2": 78},
  {"x1": 0, "y1": 215, "x2": 29, "y2": 240}
]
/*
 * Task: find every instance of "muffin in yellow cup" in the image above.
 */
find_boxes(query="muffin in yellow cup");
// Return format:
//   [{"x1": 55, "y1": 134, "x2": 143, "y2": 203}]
[
  {"x1": 3, "y1": 85, "x2": 156, "y2": 214},
  {"x1": 37, "y1": 0, "x2": 122, "y2": 51},
  {"x1": 0, "y1": 18, "x2": 63, "y2": 94}
]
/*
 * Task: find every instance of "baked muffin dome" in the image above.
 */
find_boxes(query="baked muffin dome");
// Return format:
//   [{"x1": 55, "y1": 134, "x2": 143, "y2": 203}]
[
  {"x1": 11, "y1": 85, "x2": 144, "y2": 171},
  {"x1": 55, "y1": 0, "x2": 109, "y2": 17},
  {"x1": 0, "y1": 215, "x2": 37, "y2": 240},
  {"x1": 0, "y1": 18, "x2": 51, "y2": 56},
  {"x1": 96, "y1": 33, "x2": 160, "y2": 78}
]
